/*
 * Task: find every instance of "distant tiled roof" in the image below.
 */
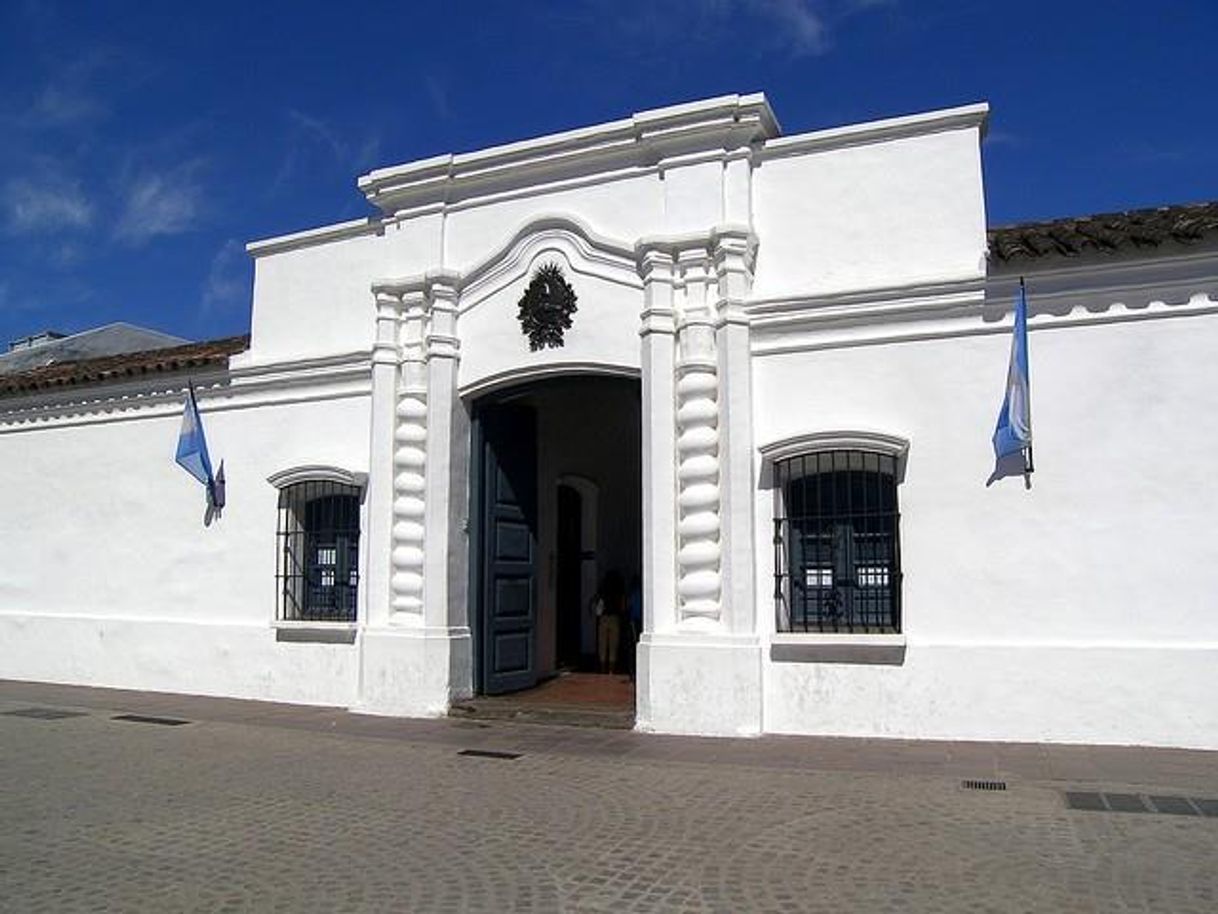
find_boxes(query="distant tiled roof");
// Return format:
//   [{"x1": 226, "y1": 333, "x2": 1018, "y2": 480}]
[
  {"x1": 0, "y1": 335, "x2": 249, "y2": 398},
  {"x1": 988, "y1": 201, "x2": 1218, "y2": 264},
  {"x1": 0, "y1": 322, "x2": 189, "y2": 376}
]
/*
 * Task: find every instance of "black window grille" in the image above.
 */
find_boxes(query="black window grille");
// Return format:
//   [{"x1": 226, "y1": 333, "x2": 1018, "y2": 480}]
[
  {"x1": 276, "y1": 480, "x2": 361, "y2": 622},
  {"x1": 773, "y1": 450, "x2": 901, "y2": 633}
]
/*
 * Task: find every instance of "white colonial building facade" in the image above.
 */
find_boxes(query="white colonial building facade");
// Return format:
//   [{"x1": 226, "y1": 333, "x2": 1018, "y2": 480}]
[{"x1": 3, "y1": 94, "x2": 1217, "y2": 747}]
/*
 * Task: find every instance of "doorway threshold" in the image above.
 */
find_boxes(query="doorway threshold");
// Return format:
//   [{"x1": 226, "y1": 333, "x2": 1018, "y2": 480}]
[{"x1": 451, "y1": 672, "x2": 636, "y2": 730}]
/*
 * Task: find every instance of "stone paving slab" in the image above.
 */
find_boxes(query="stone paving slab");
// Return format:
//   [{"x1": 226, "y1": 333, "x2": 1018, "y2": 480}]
[
  {"x1": 3, "y1": 679, "x2": 1218, "y2": 791},
  {"x1": 2, "y1": 680, "x2": 1218, "y2": 912}
]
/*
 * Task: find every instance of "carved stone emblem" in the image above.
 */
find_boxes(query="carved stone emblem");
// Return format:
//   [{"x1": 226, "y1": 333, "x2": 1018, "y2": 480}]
[{"x1": 517, "y1": 263, "x2": 578, "y2": 351}]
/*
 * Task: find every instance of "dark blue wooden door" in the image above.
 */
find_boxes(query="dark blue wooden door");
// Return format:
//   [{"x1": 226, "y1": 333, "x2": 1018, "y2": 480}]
[{"x1": 480, "y1": 404, "x2": 538, "y2": 695}]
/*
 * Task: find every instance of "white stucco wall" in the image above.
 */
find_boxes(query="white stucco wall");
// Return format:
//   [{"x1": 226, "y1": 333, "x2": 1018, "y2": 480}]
[
  {"x1": 0, "y1": 383, "x2": 371, "y2": 706},
  {"x1": 752, "y1": 293, "x2": 1218, "y2": 747},
  {"x1": 248, "y1": 230, "x2": 388, "y2": 364},
  {"x1": 444, "y1": 175, "x2": 661, "y2": 272},
  {"x1": 752, "y1": 127, "x2": 988, "y2": 299}
]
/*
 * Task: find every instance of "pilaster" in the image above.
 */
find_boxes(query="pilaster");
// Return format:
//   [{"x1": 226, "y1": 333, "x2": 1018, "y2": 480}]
[
  {"x1": 365, "y1": 291, "x2": 402, "y2": 629},
  {"x1": 637, "y1": 247, "x2": 678, "y2": 635},
  {"x1": 359, "y1": 271, "x2": 471, "y2": 716},
  {"x1": 634, "y1": 230, "x2": 762, "y2": 737},
  {"x1": 712, "y1": 227, "x2": 759, "y2": 636}
]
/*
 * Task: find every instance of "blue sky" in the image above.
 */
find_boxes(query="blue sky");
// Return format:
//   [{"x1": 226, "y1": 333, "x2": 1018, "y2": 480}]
[{"x1": 2, "y1": 0, "x2": 1216, "y2": 346}]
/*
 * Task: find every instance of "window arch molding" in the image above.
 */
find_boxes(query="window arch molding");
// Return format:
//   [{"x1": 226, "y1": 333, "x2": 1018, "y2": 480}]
[
  {"x1": 759, "y1": 430, "x2": 910, "y2": 483},
  {"x1": 267, "y1": 464, "x2": 369, "y2": 494}
]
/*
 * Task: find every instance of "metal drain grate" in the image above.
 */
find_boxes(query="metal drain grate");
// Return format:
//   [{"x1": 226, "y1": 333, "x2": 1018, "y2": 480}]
[
  {"x1": 112, "y1": 714, "x2": 190, "y2": 727},
  {"x1": 458, "y1": 749, "x2": 522, "y2": 760},
  {"x1": 962, "y1": 779, "x2": 1007, "y2": 791},
  {"x1": 3, "y1": 707, "x2": 87, "y2": 720},
  {"x1": 1065, "y1": 791, "x2": 1217, "y2": 816}
]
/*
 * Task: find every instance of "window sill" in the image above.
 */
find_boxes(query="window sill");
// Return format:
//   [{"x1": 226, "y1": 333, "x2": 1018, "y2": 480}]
[
  {"x1": 273, "y1": 621, "x2": 359, "y2": 644},
  {"x1": 770, "y1": 633, "x2": 906, "y2": 666}
]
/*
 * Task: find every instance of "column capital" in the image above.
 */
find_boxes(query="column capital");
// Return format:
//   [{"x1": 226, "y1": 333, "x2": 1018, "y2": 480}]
[
  {"x1": 711, "y1": 226, "x2": 758, "y2": 306},
  {"x1": 423, "y1": 269, "x2": 462, "y2": 303},
  {"x1": 373, "y1": 289, "x2": 401, "y2": 312},
  {"x1": 636, "y1": 246, "x2": 675, "y2": 285},
  {"x1": 372, "y1": 290, "x2": 402, "y2": 365},
  {"x1": 710, "y1": 225, "x2": 758, "y2": 271}
]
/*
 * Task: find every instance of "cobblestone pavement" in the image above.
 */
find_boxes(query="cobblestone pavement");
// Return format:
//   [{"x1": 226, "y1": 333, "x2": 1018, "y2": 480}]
[{"x1": 2, "y1": 682, "x2": 1217, "y2": 913}]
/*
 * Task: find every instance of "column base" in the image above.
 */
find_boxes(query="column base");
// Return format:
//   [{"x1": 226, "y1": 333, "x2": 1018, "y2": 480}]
[
  {"x1": 354, "y1": 626, "x2": 472, "y2": 717},
  {"x1": 635, "y1": 631, "x2": 762, "y2": 736}
]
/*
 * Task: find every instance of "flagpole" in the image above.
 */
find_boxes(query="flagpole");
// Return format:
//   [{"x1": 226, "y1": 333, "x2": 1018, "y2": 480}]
[{"x1": 1020, "y1": 277, "x2": 1035, "y2": 476}]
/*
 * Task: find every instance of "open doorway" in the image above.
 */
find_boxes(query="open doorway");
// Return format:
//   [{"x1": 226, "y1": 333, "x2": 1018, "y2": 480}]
[{"x1": 468, "y1": 374, "x2": 641, "y2": 721}]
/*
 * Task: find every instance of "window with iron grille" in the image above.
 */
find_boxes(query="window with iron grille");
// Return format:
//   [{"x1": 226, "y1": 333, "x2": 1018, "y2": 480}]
[
  {"x1": 276, "y1": 480, "x2": 361, "y2": 622},
  {"x1": 773, "y1": 450, "x2": 901, "y2": 633}
]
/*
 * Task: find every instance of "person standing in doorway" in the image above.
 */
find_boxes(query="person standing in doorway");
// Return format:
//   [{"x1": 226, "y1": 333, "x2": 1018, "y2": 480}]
[{"x1": 594, "y1": 570, "x2": 626, "y2": 675}]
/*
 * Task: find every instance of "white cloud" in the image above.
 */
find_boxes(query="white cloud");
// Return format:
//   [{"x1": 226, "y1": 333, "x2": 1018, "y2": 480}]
[
  {"x1": 271, "y1": 111, "x2": 382, "y2": 192},
  {"x1": 28, "y1": 83, "x2": 106, "y2": 128},
  {"x1": 115, "y1": 162, "x2": 205, "y2": 245},
  {"x1": 287, "y1": 109, "x2": 345, "y2": 159},
  {"x1": 20, "y1": 48, "x2": 125, "y2": 130},
  {"x1": 200, "y1": 239, "x2": 249, "y2": 313},
  {"x1": 747, "y1": 0, "x2": 829, "y2": 54},
  {"x1": 424, "y1": 74, "x2": 454, "y2": 121},
  {"x1": 600, "y1": 0, "x2": 894, "y2": 58},
  {"x1": 4, "y1": 177, "x2": 93, "y2": 233}
]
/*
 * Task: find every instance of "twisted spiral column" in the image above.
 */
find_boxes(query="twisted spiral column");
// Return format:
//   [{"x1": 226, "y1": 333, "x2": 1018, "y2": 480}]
[
  {"x1": 389, "y1": 296, "x2": 429, "y2": 615},
  {"x1": 675, "y1": 317, "x2": 722, "y2": 621}
]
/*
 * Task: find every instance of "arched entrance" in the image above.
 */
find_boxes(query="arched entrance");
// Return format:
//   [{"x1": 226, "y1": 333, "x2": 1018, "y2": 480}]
[{"x1": 469, "y1": 374, "x2": 641, "y2": 712}]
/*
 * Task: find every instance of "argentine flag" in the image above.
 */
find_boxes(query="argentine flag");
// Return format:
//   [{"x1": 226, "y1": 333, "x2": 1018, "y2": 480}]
[
  {"x1": 176, "y1": 383, "x2": 224, "y2": 507},
  {"x1": 992, "y1": 281, "x2": 1033, "y2": 466}
]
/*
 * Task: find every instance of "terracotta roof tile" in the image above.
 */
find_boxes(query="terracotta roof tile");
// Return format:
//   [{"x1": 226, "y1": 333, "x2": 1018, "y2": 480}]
[
  {"x1": 0, "y1": 335, "x2": 249, "y2": 399},
  {"x1": 988, "y1": 201, "x2": 1218, "y2": 264}
]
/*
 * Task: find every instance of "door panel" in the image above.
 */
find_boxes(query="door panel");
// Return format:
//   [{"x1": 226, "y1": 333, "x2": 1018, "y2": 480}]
[{"x1": 480, "y1": 404, "x2": 538, "y2": 695}]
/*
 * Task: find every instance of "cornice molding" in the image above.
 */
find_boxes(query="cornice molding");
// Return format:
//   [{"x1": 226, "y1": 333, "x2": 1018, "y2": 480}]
[
  {"x1": 0, "y1": 351, "x2": 372, "y2": 432},
  {"x1": 748, "y1": 276, "x2": 986, "y2": 333},
  {"x1": 750, "y1": 274, "x2": 1218, "y2": 356},
  {"x1": 757, "y1": 102, "x2": 989, "y2": 162},
  {"x1": 986, "y1": 248, "x2": 1218, "y2": 296},
  {"x1": 357, "y1": 94, "x2": 779, "y2": 215},
  {"x1": 246, "y1": 217, "x2": 382, "y2": 258}
]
